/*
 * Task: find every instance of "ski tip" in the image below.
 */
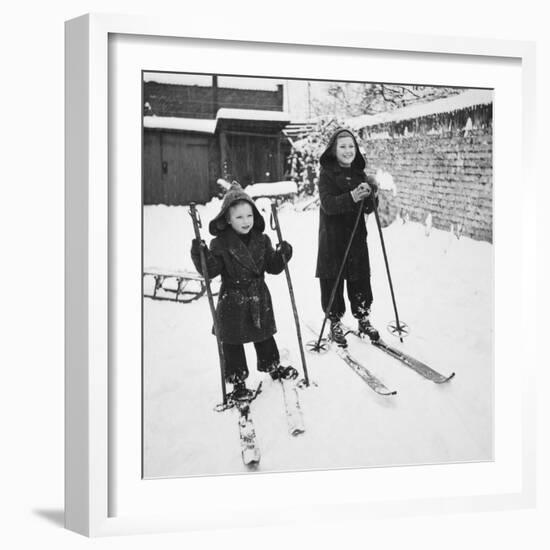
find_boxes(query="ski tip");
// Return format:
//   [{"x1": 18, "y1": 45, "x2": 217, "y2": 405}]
[
  {"x1": 440, "y1": 372, "x2": 456, "y2": 383},
  {"x1": 242, "y1": 450, "x2": 261, "y2": 467},
  {"x1": 290, "y1": 427, "x2": 306, "y2": 436},
  {"x1": 214, "y1": 401, "x2": 234, "y2": 412}
]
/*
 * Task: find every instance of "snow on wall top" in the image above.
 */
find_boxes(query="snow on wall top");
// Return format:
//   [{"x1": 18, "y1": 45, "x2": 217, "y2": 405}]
[
  {"x1": 216, "y1": 108, "x2": 291, "y2": 122},
  {"x1": 245, "y1": 181, "x2": 297, "y2": 197},
  {"x1": 217, "y1": 179, "x2": 297, "y2": 197},
  {"x1": 144, "y1": 116, "x2": 217, "y2": 133},
  {"x1": 347, "y1": 89, "x2": 493, "y2": 129},
  {"x1": 143, "y1": 72, "x2": 280, "y2": 91}
]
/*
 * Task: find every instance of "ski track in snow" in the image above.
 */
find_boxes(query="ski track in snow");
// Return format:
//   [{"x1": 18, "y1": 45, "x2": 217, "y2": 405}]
[{"x1": 143, "y1": 201, "x2": 493, "y2": 478}]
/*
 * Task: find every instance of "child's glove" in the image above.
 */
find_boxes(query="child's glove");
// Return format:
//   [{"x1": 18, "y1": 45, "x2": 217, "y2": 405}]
[
  {"x1": 350, "y1": 183, "x2": 371, "y2": 203},
  {"x1": 365, "y1": 176, "x2": 379, "y2": 196},
  {"x1": 277, "y1": 241, "x2": 293, "y2": 261},
  {"x1": 191, "y1": 238, "x2": 207, "y2": 256}
]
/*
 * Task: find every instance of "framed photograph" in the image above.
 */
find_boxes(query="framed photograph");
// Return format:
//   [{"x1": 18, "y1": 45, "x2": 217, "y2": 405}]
[{"x1": 65, "y1": 13, "x2": 536, "y2": 537}]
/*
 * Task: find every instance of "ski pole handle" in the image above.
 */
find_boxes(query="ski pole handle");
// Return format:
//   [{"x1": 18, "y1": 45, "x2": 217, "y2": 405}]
[
  {"x1": 269, "y1": 204, "x2": 283, "y2": 244},
  {"x1": 189, "y1": 203, "x2": 208, "y2": 254},
  {"x1": 189, "y1": 202, "x2": 203, "y2": 240}
]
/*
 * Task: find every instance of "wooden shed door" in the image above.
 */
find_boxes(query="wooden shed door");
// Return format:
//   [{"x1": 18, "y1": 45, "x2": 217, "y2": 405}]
[
  {"x1": 162, "y1": 134, "x2": 210, "y2": 205},
  {"x1": 226, "y1": 134, "x2": 281, "y2": 186},
  {"x1": 143, "y1": 131, "x2": 162, "y2": 205},
  {"x1": 143, "y1": 132, "x2": 211, "y2": 205}
]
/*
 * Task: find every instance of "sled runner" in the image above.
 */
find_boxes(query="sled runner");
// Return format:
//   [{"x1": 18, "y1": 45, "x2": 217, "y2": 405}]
[{"x1": 143, "y1": 268, "x2": 219, "y2": 303}]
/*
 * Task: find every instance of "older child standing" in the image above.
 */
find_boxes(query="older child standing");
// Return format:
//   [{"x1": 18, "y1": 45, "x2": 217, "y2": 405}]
[
  {"x1": 316, "y1": 128, "x2": 380, "y2": 347},
  {"x1": 191, "y1": 183, "x2": 297, "y2": 400}
]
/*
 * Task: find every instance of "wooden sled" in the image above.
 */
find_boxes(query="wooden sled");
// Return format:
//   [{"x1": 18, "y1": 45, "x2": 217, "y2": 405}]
[{"x1": 143, "y1": 268, "x2": 219, "y2": 304}]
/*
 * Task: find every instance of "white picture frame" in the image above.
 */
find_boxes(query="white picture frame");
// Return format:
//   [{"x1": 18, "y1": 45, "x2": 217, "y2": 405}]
[{"x1": 65, "y1": 13, "x2": 537, "y2": 537}]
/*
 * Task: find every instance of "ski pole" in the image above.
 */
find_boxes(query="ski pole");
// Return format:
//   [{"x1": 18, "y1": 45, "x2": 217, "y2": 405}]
[
  {"x1": 270, "y1": 203, "x2": 310, "y2": 387},
  {"x1": 189, "y1": 203, "x2": 227, "y2": 405},
  {"x1": 371, "y1": 195, "x2": 408, "y2": 343},
  {"x1": 310, "y1": 198, "x2": 365, "y2": 352}
]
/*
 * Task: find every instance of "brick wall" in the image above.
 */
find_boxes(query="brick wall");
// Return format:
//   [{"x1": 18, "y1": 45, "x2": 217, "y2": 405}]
[
  {"x1": 361, "y1": 129, "x2": 493, "y2": 242},
  {"x1": 144, "y1": 83, "x2": 284, "y2": 118}
]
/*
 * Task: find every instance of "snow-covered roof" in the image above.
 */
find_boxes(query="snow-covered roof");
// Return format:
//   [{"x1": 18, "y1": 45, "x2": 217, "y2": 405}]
[
  {"x1": 347, "y1": 89, "x2": 493, "y2": 129},
  {"x1": 144, "y1": 116, "x2": 216, "y2": 134},
  {"x1": 143, "y1": 72, "x2": 280, "y2": 91},
  {"x1": 144, "y1": 109, "x2": 291, "y2": 134},
  {"x1": 218, "y1": 77, "x2": 280, "y2": 91},
  {"x1": 216, "y1": 108, "x2": 290, "y2": 123},
  {"x1": 144, "y1": 73, "x2": 213, "y2": 87}
]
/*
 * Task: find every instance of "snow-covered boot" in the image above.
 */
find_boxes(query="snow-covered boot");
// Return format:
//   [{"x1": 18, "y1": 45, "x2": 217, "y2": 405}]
[
  {"x1": 269, "y1": 365, "x2": 299, "y2": 381},
  {"x1": 281, "y1": 365, "x2": 299, "y2": 380},
  {"x1": 329, "y1": 319, "x2": 347, "y2": 347},
  {"x1": 228, "y1": 378, "x2": 254, "y2": 401},
  {"x1": 358, "y1": 316, "x2": 380, "y2": 341}
]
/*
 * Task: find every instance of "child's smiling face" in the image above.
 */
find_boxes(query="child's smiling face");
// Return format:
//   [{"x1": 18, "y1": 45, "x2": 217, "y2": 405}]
[
  {"x1": 227, "y1": 201, "x2": 254, "y2": 235},
  {"x1": 335, "y1": 135, "x2": 356, "y2": 167}
]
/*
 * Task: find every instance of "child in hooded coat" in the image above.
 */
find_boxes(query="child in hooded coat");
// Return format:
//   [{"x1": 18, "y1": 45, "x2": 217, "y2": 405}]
[
  {"x1": 191, "y1": 182, "x2": 297, "y2": 400},
  {"x1": 316, "y1": 128, "x2": 380, "y2": 346}
]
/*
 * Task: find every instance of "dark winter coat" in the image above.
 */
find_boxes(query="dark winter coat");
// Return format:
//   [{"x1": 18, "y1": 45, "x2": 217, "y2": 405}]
[
  {"x1": 192, "y1": 228, "x2": 290, "y2": 344},
  {"x1": 315, "y1": 128, "x2": 377, "y2": 281},
  {"x1": 191, "y1": 184, "x2": 291, "y2": 345}
]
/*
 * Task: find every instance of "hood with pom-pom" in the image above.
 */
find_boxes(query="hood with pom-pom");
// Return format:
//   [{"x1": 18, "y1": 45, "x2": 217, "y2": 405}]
[{"x1": 208, "y1": 181, "x2": 265, "y2": 236}]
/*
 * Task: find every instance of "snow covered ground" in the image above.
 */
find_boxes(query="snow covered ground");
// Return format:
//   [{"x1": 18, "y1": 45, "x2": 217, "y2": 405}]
[{"x1": 143, "y1": 199, "x2": 493, "y2": 478}]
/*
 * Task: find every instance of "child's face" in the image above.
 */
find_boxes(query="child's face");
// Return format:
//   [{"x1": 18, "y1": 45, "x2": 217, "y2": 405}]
[
  {"x1": 335, "y1": 135, "x2": 356, "y2": 167},
  {"x1": 227, "y1": 202, "x2": 254, "y2": 235}
]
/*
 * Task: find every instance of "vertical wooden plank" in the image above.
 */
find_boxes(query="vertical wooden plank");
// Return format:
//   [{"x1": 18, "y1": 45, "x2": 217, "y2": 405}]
[
  {"x1": 143, "y1": 131, "x2": 162, "y2": 205},
  {"x1": 159, "y1": 132, "x2": 167, "y2": 205},
  {"x1": 276, "y1": 135, "x2": 282, "y2": 181},
  {"x1": 219, "y1": 130, "x2": 227, "y2": 180}
]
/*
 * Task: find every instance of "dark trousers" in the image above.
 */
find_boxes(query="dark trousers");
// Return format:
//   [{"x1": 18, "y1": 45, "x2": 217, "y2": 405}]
[
  {"x1": 320, "y1": 277, "x2": 373, "y2": 321},
  {"x1": 222, "y1": 336, "x2": 280, "y2": 383}
]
